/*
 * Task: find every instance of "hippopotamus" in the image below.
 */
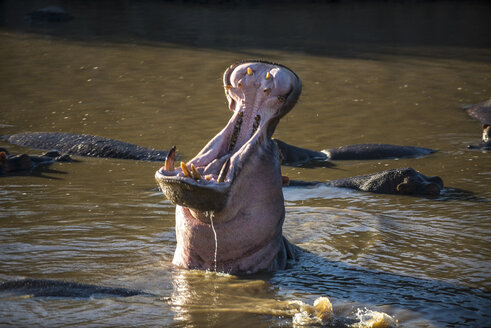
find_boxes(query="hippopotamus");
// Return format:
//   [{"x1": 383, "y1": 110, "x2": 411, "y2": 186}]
[
  {"x1": 286, "y1": 167, "x2": 443, "y2": 196},
  {"x1": 3, "y1": 132, "x2": 168, "y2": 161},
  {"x1": 155, "y1": 61, "x2": 299, "y2": 274},
  {"x1": 0, "y1": 148, "x2": 71, "y2": 175},
  {"x1": 275, "y1": 139, "x2": 434, "y2": 167},
  {"x1": 465, "y1": 99, "x2": 491, "y2": 150},
  {"x1": 154, "y1": 60, "x2": 443, "y2": 275}
]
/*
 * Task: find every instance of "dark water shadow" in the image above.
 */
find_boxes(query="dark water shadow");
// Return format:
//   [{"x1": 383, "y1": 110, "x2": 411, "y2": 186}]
[{"x1": 1, "y1": 0, "x2": 490, "y2": 61}]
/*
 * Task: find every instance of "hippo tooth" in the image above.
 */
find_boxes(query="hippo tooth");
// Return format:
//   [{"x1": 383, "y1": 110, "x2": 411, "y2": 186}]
[
  {"x1": 190, "y1": 164, "x2": 202, "y2": 180},
  {"x1": 217, "y1": 158, "x2": 230, "y2": 183},
  {"x1": 205, "y1": 174, "x2": 212, "y2": 181},
  {"x1": 225, "y1": 85, "x2": 233, "y2": 90},
  {"x1": 180, "y1": 161, "x2": 191, "y2": 178},
  {"x1": 164, "y1": 145, "x2": 176, "y2": 171},
  {"x1": 266, "y1": 72, "x2": 271, "y2": 80},
  {"x1": 247, "y1": 67, "x2": 253, "y2": 75}
]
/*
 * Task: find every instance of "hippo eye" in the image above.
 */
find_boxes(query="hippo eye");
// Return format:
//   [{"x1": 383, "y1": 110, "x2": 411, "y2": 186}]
[
  {"x1": 277, "y1": 95, "x2": 285, "y2": 103},
  {"x1": 238, "y1": 82, "x2": 242, "y2": 88}
]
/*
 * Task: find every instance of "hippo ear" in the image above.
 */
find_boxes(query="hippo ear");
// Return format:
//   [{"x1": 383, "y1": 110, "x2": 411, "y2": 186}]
[{"x1": 396, "y1": 177, "x2": 415, "y2": 194}]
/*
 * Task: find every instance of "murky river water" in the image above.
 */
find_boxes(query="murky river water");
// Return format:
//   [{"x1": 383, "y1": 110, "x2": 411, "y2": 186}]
[{"x1": 1, "y1": 1, "x2": 490, "y2": 327}]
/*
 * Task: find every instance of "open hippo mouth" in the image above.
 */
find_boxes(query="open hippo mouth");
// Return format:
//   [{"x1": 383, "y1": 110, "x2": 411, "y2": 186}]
[{"x1": 155, "y1": 61, "x2": 302, "y2": 214}]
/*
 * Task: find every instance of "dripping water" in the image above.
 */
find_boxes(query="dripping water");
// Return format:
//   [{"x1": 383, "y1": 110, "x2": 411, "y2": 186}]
[{"x1": 209, "y1": 211, "x2": 218, "y2": 272}]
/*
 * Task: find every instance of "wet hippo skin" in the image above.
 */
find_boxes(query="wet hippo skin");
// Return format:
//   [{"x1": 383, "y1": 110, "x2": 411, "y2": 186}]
[
  {"x1": 274, "y1": 139, "x2": 435, "y2": 167},
  {"x1": 4, "y1": 132, "x2": 168, "y2": 161}
]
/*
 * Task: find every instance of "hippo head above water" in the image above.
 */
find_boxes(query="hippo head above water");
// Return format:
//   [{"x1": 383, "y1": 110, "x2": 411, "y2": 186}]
[{"x1": 155, "y1": 61, "x2": 301, "y2": 274}]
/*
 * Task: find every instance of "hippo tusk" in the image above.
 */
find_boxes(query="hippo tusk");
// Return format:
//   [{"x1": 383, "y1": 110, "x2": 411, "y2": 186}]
[
  {"x1": 217, "y1": 158, "x2": 230, "y2": 183},
  {"x1": 164, "y1": 146, "x2": 176, "y2": 171}
]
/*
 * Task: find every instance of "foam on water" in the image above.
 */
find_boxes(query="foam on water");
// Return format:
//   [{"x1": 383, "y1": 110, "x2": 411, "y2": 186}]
[
  {"x1": 291, "y1": 297, "x2": 333, "y2": 326},
  {"x1": 351, "y1": 308, "x2": 398, "y2": 328},
  {"x1": 289, "y1": 297, "x2": 397, "y2": 328}
]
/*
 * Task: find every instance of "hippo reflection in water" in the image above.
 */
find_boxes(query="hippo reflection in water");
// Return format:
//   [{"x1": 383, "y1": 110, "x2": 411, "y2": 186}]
[{"x1": 154, "y1": 61, "x2": 442, "y2": 275}]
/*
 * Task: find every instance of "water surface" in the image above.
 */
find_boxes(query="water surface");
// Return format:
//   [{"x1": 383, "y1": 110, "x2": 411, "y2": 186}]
[{"x1": 1, "y1": 1, "x2": 490, "y2": 327}]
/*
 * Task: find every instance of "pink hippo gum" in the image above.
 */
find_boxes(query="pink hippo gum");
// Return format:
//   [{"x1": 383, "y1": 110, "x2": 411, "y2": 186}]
[{"x1": 155, "y1": 61, "x2": 301, "y2": 274}]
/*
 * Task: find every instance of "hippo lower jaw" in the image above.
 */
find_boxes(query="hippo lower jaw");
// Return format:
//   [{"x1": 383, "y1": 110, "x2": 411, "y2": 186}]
[{"x1": 155, "y1": 61, "x2": 301, "y2": 274}]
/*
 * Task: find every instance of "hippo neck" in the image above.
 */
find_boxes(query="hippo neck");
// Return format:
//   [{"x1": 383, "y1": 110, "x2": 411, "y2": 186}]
[{"x1": 172, "y1": 139, "x2": 288, "y2": 274}]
